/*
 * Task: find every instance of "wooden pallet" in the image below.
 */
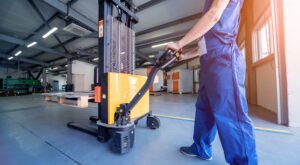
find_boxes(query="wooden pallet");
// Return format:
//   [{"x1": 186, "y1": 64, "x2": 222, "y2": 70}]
[
  {"x1": 42, "y1": 92, "x2": 94, "y2": 108},
  {"x1": 166, "y1": 91, "x2": 193, "y2": 94},
  {"x1": 150, "y1": 92, "x2": 162, "y2": 96}
]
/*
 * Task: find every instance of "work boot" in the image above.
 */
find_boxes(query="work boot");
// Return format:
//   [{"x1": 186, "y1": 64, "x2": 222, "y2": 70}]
[{"x1": 179, "y1": 146, "x2": 213, "y2": 161}]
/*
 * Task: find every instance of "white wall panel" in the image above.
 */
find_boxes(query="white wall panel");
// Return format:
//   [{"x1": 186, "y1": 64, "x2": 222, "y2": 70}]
[
  {"x1": 283, "y1": 0, "x2": 300, "y2": 127},
  {"x1": 256, "y1": 61, "x2": 277, "y2": 113},
  {"x1": 72, "y1": 60, "x2": 96, "y2": 92}
]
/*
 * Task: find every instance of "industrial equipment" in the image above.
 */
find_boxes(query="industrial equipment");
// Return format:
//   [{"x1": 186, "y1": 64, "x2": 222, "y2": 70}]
[
  {"x1": 2, "y1": 78, "x2": 42, "y2": 95},
  {"x1": 67, "y1": 0, "x2": 183, "y2": 154}
]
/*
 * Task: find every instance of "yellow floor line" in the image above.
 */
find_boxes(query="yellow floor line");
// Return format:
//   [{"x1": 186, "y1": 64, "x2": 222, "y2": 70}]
[
  {"x1": 154, "y1": 114, "x2": 293, "y2": 135},
  {"x1": 155, "y1": 114, "x2": 195, "y2": 121}
]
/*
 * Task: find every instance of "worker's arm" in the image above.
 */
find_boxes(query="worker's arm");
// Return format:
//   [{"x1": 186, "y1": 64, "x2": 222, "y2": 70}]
[
  {"x1": 181, "y1": 47, "x2": 199, "y2": 61},
  {"x1": 167, "y1": 0, "x2": 230, "y2": 51}
]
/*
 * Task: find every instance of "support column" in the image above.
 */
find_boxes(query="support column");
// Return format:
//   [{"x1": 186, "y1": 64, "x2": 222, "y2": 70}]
[
  {"x1": 244, "y1": 0, "x2": 257, "y2": 105},
  {"x1": 66, "y1": 60, "x2": 73, "y2": 92},
  {"x1": 67, "y1": 60, "x2": 72, "y2": 84},
  {"x1": 42, "y1": 68, "x2": 47, "y2": 93}
]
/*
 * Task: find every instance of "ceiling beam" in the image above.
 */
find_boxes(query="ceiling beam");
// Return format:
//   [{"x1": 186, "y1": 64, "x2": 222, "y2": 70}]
[
  {"x1": 29, "y1": 37, "x2": 79, "y2": 59},
  {"x1": 136, "y1": 31, "x2": 187, "y2": 49},
  {"x1": 4, "y1": 12, "x2": 59, "y2": 56},
  {"x1": 0, "y1": 12, "x2": 60, "y2": 64},
  {"x1": 0, "y1": 33, "x2": 74, "y2": 59},
  {"x1": 136, "y1": 60, "x2": 148, "y2": 68},
  {"x1": 136, "y1": 13, "x2": 202, "y2": 36},
  {"x1": 143, "y1": 43, "x2": 198, "y2": 55},
  {"x1": 0, "y1": 53, "x2": 48, "y2": 66},
  {"x1": 0, "y1": 61, "x2": 28, "y2": 70},
  {"x1": 68, "y1": 0, "x2": 79, "y2": 6},
  {"x1": 0, "y1": 33, "x2": 96, "y2": 68},
  {"x1": 30, "y1": 53, "x2": 97, "y2": 69},
  {"x1": 41, "y1": 0, "x2": 97, "y2": 31},
  {"x1": 28, "y1": 0, "x2": 69, "y2": 53},
  {"x1": 136, "y1": 50, "x2": 155, "y2": 64},
  {"x1": 137, "y1": 0, "x2": 166, "y2": 13}
]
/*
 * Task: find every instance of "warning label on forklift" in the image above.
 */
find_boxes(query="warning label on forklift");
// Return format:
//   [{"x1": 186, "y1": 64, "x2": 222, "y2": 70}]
[{"x1": 99, "y1": 20, "x2": 104, "y2": 38}]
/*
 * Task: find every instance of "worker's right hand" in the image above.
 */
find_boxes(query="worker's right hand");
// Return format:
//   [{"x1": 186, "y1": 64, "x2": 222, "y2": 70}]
[{"x1": 166, "y1": 42, "x2": 181, "y2": 52}]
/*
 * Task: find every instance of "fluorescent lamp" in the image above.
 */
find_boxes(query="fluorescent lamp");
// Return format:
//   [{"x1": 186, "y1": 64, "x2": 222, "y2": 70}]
[
  {"x1": 8, "y1": 56, "x2": 14, "y2": 60},
  {"x1": 42, "y1": 27, "x2": 58, "y2": 39},
  {"x1": 151, "y1": 42, "x2": 174, "y2": 48},
  {"x1": 27, "y1": 41, "x2": 37, "y2": 48},
  {"x1": 52, "y1": 67, "x2": 58, "y2": 70},
  {"x1": 65, "y1": 64, "x2": 68, "y2": 67},
  {"x1": 149, "y1": 55, "x2": 155, "y2": 58},
  {"x1": 93, "y1": 58, "x2": 99, "y2": 61},
  {"x1": 15, "y1": 51, "x2": 22, "y2": 56}
]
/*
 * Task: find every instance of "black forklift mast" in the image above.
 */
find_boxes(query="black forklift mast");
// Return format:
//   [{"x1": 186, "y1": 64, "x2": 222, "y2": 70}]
[{"x1": 96, "y1": 0, "x2": 139, "y2": 142}]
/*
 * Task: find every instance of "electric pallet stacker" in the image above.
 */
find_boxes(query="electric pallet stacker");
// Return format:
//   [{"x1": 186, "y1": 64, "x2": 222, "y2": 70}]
[{"x1": 67, "y1": 0, "x2": 183, "y2": 154}]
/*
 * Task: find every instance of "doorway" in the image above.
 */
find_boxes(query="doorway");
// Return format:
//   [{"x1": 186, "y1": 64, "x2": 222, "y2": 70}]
[{"x1": 52, "y1": 80, "x2": 59, "y2": 92}]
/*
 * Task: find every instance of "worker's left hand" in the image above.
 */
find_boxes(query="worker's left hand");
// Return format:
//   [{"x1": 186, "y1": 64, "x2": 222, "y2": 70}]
[{"x1": 166, "y1": 42, "x2": 181, "y2": 52}]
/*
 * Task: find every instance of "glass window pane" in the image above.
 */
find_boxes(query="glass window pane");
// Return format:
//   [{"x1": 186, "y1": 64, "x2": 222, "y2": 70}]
[
  {"x1": 252, "y1": 32, "x2": 258, "y2": 62},
  {"x1": 260, "y1": 24, "x2": 270, "y2": 58}
]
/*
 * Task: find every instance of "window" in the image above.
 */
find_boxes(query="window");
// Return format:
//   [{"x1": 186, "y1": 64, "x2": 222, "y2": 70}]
[
  {"x1": 252, "y1": 18, "x2": 274, "y2": 62},
  {"x1": 259, "y1": 25, "x2": 270, "y2": 58}
]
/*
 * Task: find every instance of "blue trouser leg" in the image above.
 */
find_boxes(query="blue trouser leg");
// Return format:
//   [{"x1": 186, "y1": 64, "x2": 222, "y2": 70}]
[
  {"x1": 192, "y1": 45, "x2": 258, "y2": 165},
  {"x1": 191, "y1": 85, "x2": 217, "y2": 159}
]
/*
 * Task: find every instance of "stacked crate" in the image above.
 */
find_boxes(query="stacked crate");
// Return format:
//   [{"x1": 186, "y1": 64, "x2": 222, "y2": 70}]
[
  {"x1": 170, "y1": 69, "x2": 193, "y2": 94},
  {"x1": 135, "y1": 67, "x2": 164, "y2": 92},
  {"x1": 166, "y1": 72, "x2": 173, "y2": 93}
]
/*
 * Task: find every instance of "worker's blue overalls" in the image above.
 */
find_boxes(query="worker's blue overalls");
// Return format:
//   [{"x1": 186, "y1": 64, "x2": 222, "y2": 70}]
[{"x1": 191, "y1": 0, "x2": 258, "y2": 164}]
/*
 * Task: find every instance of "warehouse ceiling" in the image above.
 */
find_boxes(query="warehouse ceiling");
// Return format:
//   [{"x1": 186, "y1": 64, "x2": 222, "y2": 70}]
[{"x1": 0, "y1": 0, "x2": 204, "y2": 73}]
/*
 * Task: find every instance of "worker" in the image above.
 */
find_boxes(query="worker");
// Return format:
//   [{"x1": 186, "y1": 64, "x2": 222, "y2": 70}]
[{"x1": 166, "y1": 0, "x2": 257, "y2": 164}]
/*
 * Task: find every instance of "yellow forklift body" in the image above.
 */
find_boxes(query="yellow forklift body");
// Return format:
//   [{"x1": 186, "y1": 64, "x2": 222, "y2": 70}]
[{"x1": 107, "y1": 72, "x2": 150, "y2": 125}]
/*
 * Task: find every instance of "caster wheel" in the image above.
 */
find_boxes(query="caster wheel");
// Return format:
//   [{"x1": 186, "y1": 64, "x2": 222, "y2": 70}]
[
  {"x1": 89, "y1": 116, "x2": 98, "y2": 122},
  {"x1": 134, "y1": 120, "x2": 139, "y2": 125},
  {"x1": 147, "y1": 116, "x2": 160, "y2": 129}
]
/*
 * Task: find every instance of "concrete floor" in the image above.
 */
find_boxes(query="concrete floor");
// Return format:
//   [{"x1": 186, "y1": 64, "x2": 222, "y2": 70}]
[{"x1": 0, "y1": 94, "x2": 299, "y2": 165}]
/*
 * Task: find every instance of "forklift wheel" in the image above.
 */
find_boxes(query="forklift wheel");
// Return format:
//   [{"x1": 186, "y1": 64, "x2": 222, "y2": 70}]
[
  {"x1": 134, "y1": 120, "x2": 139, "y2": 125},
  {"x1": 147, "y1": 116, "x2": 160, "y2": 129},
  {"x1": 89, "y1": 116, "x2": 98, "y2": 122}
]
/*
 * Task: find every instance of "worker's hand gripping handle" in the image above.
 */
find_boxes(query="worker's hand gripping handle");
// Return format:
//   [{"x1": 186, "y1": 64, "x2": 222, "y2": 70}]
[
  {"x1": 157, "y1": 49, "x2": 183, "y2": 69},
  {"x1": 165, "y1": 48, "x2": 183, "y2": 60},
  {"x1": 172, "y1": 48, "x2": 184, "y2": 60}
]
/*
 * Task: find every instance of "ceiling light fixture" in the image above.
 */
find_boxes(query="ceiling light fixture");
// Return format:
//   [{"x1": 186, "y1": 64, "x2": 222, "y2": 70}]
[
  {"x1": 151, "y1": 42, "x2": 174, "y2": 48},
  {"x1": 8, "y1": 56, "x2": 14, "y2": 60},
  {"x1": 52, "y1": 67, "x2": 58, "y2": 70},
  {"x1": 27, "y1": 41, "x2": 37, "y2": 48},
  {"x1": 93, "y1": 58, "x2": 99, "y2": 61},
  {"x1": 15, "y1": 51, "x2": 22, "y2": 56},
  {"x1": 149, "y1": 55, "x2": 155, "y2": 58},
  {"x1": 42, "y1": 27, "x2": 58, "y2": 39}
]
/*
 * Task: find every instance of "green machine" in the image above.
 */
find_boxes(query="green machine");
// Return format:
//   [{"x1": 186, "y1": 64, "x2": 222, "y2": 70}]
[{"x1": 3, "y1": 78, "x2": 42, "y2": 95}]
